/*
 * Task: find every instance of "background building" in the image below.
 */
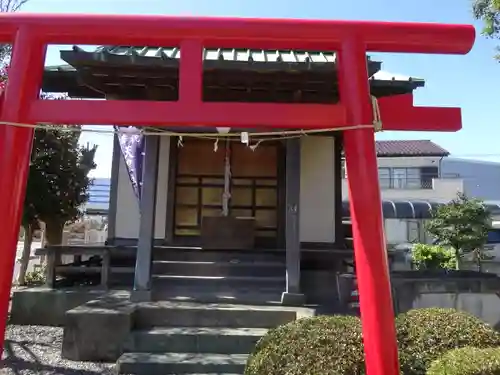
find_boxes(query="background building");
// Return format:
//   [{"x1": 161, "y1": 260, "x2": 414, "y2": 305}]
[
  {"x1": 82, "y1": 177, "x2": 111, "y2": 215},
  {"x1": 341, "y1": 140, "x2": 500, "y2": 246},
  {"x1": 441, "y1": 157, "x2": 500, "y2": 202},
  {"x1": 342, "y1": 140, "x2": 464, "y2": 202}
]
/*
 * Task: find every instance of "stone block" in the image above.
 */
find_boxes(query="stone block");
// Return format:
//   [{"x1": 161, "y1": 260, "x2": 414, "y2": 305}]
[
  {"x1": 301, "y1": 270, "x2": 339, "y2": 305},
  {"x1": 62, "y1": 294, "x2": 135, "y2": 362},
  {"x1": 10, "y1": 287, "x2": 106, "y2": 326},
  {"x1": 281, "y1": 292, "x2": 306, "y2": 307}
]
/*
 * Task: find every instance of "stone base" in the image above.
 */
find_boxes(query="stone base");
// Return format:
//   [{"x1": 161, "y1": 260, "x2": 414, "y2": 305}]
[
  {"x1": 201, "y1": 216, "x2": 255, "y2": 250},
  {"x1": 130, "y1": 289, "x2": 152, "y2": 302},
  {"x1": 62, "y1": 295, "x2": 135, "y2": 362},
  {"x1": 301, "y1": 270, "x2": 339, "y2": 305},
  {"x1": 281, "y1": 291, "x2": 306, "y2": 307},
  {"x1": 10, "y1": 287, "x2": 107, "y2": 326}
]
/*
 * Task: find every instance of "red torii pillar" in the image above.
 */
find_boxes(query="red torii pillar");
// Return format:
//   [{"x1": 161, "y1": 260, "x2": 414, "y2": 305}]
[
  {"x1": 0, "y1": 15, "x2": 474, "y2": 375},
  {"x1": 338, "y1": 38, "x2": 400, "y2": 374},
  {"x1": 0, "y1": 26, "x2": 46, "y2": 357}
]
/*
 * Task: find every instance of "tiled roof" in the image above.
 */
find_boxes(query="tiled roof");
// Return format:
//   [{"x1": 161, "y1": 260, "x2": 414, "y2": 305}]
[{"x1": 375, "y1": 140, "x2": 449, "y2": 157}]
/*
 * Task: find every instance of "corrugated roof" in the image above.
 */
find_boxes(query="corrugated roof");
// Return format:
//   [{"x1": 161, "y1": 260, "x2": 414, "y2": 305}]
[
  {"x1": 342, "y1": 200, "x2": 440, "y2": 219},
  {"x1": 78, "y1": 46, "x2": 424, "y2": 84},
  {"x1": 96, "y1": 46, "x2": 339, "y2": 63},
  {"x1": 375, "y1": 140, "x2": 449, "y2": 157},
  {"x1": 342, "y1": 200, "x2": 500, "y2": 219}
]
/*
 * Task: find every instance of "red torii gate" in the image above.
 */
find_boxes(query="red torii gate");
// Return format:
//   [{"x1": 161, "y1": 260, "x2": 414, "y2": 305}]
[{"x1": 0, "y1": 14, "x2": 474, "y2": 375}]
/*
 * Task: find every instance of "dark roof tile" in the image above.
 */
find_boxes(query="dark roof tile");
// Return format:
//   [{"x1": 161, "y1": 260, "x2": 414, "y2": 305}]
[{"x1": 375, "y1": 140, "x2": 449, "y2": 157}]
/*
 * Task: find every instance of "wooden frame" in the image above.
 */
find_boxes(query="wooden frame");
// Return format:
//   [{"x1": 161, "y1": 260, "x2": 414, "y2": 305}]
[{"x1": 166, "y1": 137, "x2": 286, "y2": 248}]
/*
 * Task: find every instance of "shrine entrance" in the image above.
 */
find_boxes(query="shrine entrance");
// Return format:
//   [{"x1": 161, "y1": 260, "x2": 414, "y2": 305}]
[
  {"x1": 0, "y1": 13, "x2": 474, "y2": 375},
  {"x1": 173, "y1": 138, "x2": 283, "y2": 248}
]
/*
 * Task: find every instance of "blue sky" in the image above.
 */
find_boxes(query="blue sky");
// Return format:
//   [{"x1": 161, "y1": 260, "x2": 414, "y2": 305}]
[{"x1": 18, "y1": 0, "x2": 500, "y2": 177}]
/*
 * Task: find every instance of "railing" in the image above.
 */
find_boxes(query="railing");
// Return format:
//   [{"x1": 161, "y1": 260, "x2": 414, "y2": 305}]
[
  {"x1": 343, "y1": 176, "x2": 463, "y2": 191},
  {"x1": 379, "y1": 177, "x2": 434, "y2": 190}
]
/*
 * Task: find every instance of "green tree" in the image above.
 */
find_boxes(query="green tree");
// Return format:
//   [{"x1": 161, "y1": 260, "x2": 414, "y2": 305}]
[
  {"x1": 17, "y1": 108, "x2": 97, "y2": 284},
  {"x1": 13, "y1": 94, "x2": 97, "y2": 284},
  {"x1": 15, "y1": 117, "x2": 97, "y2": 284},
  {"x1": 426, "y1": 193, "x2": 492, "y2": 270},
  {"x1": 17, "y1": 163, "x2": 40, "y2": 285},
  {"x1": 0, "y1": 58, "x2": 96, "y2": 284},
  {"x1": 473, "y1": 0, "x2": 500, "y2": 58},
  {"x1": 30, "y1": 121, "x2": 97, "y2": 248}
]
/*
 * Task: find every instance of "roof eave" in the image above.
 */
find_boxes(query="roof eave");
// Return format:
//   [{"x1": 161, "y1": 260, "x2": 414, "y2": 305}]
[
  {"x1": 376, "y1": 152, "x2": 450, "y2": 158},
  {"x1": 60, "y1": 48, "x2": 382, "y2": 75}
]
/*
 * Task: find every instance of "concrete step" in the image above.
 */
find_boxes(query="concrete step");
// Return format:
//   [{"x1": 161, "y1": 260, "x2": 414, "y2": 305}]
[
  {"x1": 134, "y1": 301, "x2": 298, "y2": 329},
  {"x1": 116, "y1": 352, "x2": 247, "y2": 375},
  {"x1": 152, "y1": 260, "x2": 285, "y2": 278},
  {"x1": 152, "y1": 275, "x2": 286, "y2": 289},
  {"x1": 152, "y1": 286, "x2": 283, "y2": 306},
  {"x1": 153, "y1": 248, "x2": 285, "y2": 264},
  {"x1": 127, "y1": 327, "x2": 267, "y2": 354}
]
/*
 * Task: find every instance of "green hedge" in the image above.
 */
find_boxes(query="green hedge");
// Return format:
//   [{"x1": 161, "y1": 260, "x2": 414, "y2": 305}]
[
  {"x1": 427, "y1": 347, "x2": 500, "y2": 375},
  {"x1": 244, "y1": 315, "x2": 364, "y2": 375},
  {"x1": 244, "y1": 308, "x2": 500, "y2": 375},
  {"x1": 397, "y1": 308, "x2": 500, "y2": 375}
]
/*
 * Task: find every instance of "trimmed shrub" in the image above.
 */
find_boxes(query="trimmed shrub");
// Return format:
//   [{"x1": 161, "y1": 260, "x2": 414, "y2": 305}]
[
  {"x1": 244, "y1": 315, "x2": 364, "y2": 375},
  {"x1": 427, "y1": 347, "x2": 500, "y2": 375},
  {"x1": 411, "y1": 243, "x2": 456, "y2": 270},
  {"x1": 396, "y1": 308, "x2": 500, "y2": 375}
]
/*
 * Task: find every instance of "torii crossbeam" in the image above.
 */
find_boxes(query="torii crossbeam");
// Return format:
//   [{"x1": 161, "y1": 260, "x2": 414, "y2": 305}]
[{"x1": 0, "y1": 14, "x2": 475, "y2": 375}]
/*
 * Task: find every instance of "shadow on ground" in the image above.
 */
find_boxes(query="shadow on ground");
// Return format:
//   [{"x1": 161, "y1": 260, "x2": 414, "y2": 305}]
[{"x1": 2, "y1": 339, "x2": 111, "y2": 375}]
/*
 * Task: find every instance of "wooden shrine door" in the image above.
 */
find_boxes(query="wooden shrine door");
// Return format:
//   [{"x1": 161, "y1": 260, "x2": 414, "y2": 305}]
[{"x1": 173, "y1": 138, "x2": 281, "y2": 247}]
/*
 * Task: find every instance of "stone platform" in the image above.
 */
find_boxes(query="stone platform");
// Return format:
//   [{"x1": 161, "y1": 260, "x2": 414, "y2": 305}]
[
  {"x1": 9, "y1": 286, "x2": 109, "y2": 326},
  {"x1": 59, "y1": 292, "x2": 313, "y2": 374}
]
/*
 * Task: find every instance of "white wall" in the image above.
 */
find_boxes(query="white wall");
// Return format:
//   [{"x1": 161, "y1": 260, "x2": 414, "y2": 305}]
[
  {"x1": 412, "y1": 293, "x2": 500, "y2": 328},
  {"x1": 114, "y1": 135, "x2": 337, "y2": 244},
  {"x1": 382, "y1": 178, "x2": 463, "y2": 201},
  {"x1": 300, "y1": 136, "x2": 336, "y2": 243},
  {"x1": 377, "y1": 156, "x2": 442, "y2": 168},
  {"x1": 342, "y1": 178, "x2": 464, "y2": 202},
  {"x1": 385, "y1": 219, "x2": 409, "y2": 244}
]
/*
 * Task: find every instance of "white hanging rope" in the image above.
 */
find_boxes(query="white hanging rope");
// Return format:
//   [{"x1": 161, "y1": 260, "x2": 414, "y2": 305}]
[{"x1": 221, "y1": 138, "x2": 231, "y2": 216}]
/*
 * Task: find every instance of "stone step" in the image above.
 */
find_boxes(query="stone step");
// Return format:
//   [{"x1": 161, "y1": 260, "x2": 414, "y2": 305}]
[
  {"x1": 151, "y1": 286, "x2": 283, "y2": 306},
  {"x1": 116, "y1": 352, "x2": 248, "y2": 375},
  {"x1": 127, "y1": 327, "x2": 267, "y2": 354},
  {"x1": 152, "y1": 260, "x2": 285, "y2": 278},
  {"x1": 153, "y1": 248, "x2": 285, "y2": 264},
  {"x1": 134, "y1": 301, "x2": 298, "y2": 329},
  {"x1": 152, "y1": 275, "x2": 286, "y2": 289},
  {"x1": 345, "y1": 237, "x2": 354, "y2": 248}
]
